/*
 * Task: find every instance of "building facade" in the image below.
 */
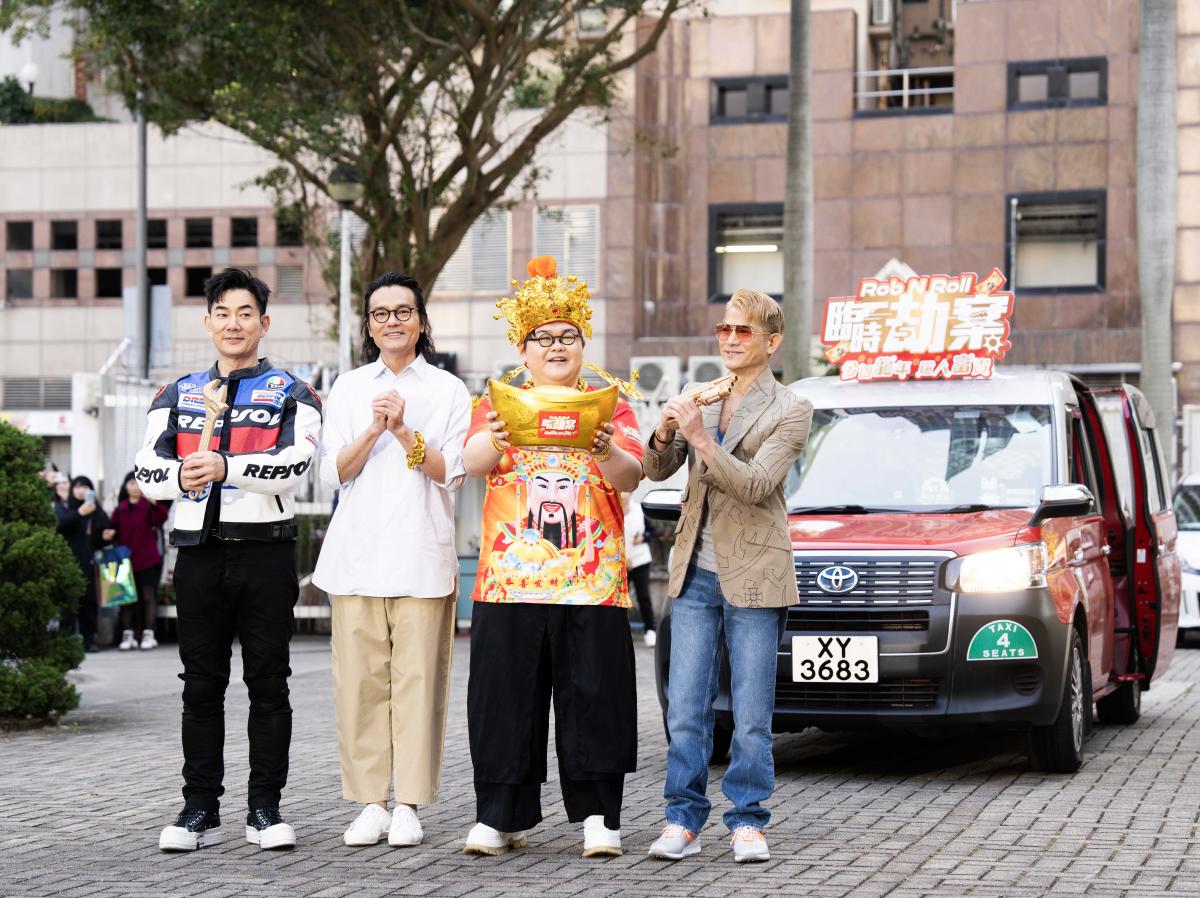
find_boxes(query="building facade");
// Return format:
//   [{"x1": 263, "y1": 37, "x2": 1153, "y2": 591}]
[{"x1": 4, "y1": 0, "x2": 1200, "y2": 475}]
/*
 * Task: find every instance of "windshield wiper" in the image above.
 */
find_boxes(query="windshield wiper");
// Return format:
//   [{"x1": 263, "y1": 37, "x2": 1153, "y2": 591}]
[
  {"x1": 919, "y1": 503, "x2": 995, "y2": 514},
  {"x1": 789, "y1": 504, "x2": 877, "y2": 515}
]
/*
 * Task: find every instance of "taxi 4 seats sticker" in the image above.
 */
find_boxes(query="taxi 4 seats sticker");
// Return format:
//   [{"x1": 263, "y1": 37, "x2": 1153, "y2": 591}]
[{"x1": 966, "y1": 619, "x2": 1038, "y2": 661}]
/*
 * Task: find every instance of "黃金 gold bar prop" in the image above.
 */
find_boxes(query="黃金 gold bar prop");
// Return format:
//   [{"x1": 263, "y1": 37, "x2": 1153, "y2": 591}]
[
  {"x1": 488, "y1": 379, "x2": 619, "y2": 450},
  {"x1": 662, "y1": 373, "x2": 737, "y2": 424}
]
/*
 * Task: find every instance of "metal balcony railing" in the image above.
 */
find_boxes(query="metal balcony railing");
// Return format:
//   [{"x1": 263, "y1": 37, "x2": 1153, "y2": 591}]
[{"x1": 854, "y1": 66, "x2": 955, "y2": 115}]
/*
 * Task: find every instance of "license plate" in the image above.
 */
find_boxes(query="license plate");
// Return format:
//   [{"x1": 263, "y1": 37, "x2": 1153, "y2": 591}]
[{"x1": 791, "y1": 635, "x2": 879, "y2": 684}]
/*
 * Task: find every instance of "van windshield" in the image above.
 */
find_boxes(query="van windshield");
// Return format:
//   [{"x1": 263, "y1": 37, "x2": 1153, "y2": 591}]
[
  {"x1": 1173, "y1": 484, "x2": 1200, "y2": 531},
  {"x1": 786, "y1": 405, "x2": 1054, "y2": 513}
]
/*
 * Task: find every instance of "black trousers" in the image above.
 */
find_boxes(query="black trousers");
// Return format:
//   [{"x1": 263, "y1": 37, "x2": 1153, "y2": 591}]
[
  {"x1": 174, "y1": 539, "x2": 297, "y2": 813},
  {"x1": 468, "y1": 602, "x2": 637, "y2": 832},
  {"x1": 628, "y1": 563, "x2": 656, "y2": 632}
]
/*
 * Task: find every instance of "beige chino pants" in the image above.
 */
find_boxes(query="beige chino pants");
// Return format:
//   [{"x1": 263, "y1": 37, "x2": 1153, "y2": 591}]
[{"x1": 331, "y1": 593, "x2": 455, "y2": 805}]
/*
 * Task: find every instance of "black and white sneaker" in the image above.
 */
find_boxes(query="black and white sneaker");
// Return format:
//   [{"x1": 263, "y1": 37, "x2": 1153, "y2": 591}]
[
  {"x1": 245, "y1": 807, "x2": 296, "y2": 850},
  {"x1": 159, "y1": 808, "x2": 222, "y2": 852}
]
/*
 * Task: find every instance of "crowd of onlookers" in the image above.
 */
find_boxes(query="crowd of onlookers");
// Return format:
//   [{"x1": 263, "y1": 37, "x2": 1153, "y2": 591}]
[{"x1": 40, "y1": 463, "x2": 170, "y2": 653}]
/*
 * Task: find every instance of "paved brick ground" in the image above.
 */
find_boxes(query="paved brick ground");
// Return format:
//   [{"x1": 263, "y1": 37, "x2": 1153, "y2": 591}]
[{"x1": 2, "y1": 634, "x2": 1198, "y2": 898}]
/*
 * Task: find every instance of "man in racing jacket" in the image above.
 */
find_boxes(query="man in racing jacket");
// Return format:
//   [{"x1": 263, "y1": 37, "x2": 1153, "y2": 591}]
[{"x1": 135, "y1": 268, "x2": 322, "y2": 853}]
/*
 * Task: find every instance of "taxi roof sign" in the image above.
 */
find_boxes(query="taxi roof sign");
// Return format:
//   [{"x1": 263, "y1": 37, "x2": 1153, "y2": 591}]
[{"x1": 821, "y1": 268, "x2": 1013, "y2": 383}]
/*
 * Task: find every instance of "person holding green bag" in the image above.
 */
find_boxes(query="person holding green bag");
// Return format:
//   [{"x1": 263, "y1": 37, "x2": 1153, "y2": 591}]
[{"x1": 103, "y1": 470, "x2": 170, "y2": 651}]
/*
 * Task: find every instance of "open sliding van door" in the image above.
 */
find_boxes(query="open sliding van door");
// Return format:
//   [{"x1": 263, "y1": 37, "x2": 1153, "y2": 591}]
[{"x1": 1094, "y1": 386, "x2": 1182, "y2": 683}]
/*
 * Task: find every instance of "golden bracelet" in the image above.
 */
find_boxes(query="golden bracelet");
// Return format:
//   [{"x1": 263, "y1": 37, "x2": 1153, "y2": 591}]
[
  {"x1": 406, "y1": 430, "x2": 426, "y2": 470},
  {"x1": 490, "y1": 435, "x2": 507, "y2": 454},
  {"x1": 591, "y1": 440, "x2": 613, "y2": 462}
]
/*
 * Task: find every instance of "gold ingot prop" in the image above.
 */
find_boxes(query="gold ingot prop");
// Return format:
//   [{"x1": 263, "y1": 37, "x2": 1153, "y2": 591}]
[{"x1": 488, "y1": 379, "x2": 618, "y2": 450}]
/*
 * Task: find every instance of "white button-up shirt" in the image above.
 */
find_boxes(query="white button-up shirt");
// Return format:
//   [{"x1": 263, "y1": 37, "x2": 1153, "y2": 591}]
[{"x1": 312, "y1": 355, "x2": 471, "y2": 598}]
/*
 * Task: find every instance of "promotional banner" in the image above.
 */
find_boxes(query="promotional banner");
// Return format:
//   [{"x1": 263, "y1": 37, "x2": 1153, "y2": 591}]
[{"x1": 821, "y1": 268, "x2": 1014, "y2": 382}]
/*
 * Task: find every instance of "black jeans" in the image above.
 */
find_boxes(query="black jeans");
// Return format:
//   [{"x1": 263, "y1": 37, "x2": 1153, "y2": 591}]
[
  {"x1": 174, "y1": 539, "x2": 298, "y2": 813},
  {"x1": 628, "y1": 563, "x2": 656, "y2": 632}
]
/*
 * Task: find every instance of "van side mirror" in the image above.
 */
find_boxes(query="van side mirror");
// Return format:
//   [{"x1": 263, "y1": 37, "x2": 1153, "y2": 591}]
[
  {"x1": 642, "y1": 488, "x2": 683, "y2": 523},
  {"x1": 1029, "y1": 483, "x2": 1095, "y2": 526}
]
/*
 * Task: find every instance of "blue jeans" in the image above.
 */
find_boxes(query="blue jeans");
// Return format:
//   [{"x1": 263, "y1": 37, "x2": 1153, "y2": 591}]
[{"x1": 664, "y1": 565, "x2": 786, "y2": 833}]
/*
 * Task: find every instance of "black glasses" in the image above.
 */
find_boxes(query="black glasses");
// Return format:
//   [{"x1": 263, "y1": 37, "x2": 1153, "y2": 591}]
[
  {"x1": 369, "y1": 306, "x2": 416, "y2": 324},
  {"x1": 526, "y1": 331, "x2": 581, "y2": 348}
]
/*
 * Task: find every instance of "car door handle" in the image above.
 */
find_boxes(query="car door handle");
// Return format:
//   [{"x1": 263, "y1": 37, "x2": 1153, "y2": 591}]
[{"x1": 1101, "y1": 544, "x2": 1112, "y2": 556}]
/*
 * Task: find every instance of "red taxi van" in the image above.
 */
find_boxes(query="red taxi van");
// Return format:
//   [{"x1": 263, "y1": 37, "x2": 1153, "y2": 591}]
[{"x1": 645, "y1": 371, "x2": 1181, "y2": 773}]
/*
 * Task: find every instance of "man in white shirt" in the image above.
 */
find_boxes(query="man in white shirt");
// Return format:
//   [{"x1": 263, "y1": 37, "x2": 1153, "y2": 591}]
[{"x1": 312, "y1": 272, "x2": 471, "y2": 849}]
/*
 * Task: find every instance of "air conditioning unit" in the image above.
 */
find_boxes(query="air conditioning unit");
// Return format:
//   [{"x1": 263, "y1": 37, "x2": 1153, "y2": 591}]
[
  {"x1": 871, "y1": 0, "x2": 892, "y2": 27},
  {"x1": 630, "y1": 356, "x2": 683, "y2": 403},
  {"x1": 687, "y1": 356, "x2": 726, "y2": 386}
]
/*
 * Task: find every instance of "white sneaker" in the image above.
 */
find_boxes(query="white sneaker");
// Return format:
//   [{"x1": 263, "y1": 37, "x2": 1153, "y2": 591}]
[
  {"x1": 343, "y1": 804, "x2": 391, "y2": 847},
  {"x1": 388, "y1": 805, "x2": 423, "y2": 847},
  {"x1": 244, "y1": 808, "x2": 296, "y2": 850},
  {"x1": 643, "y1": 629, "x2": 657, "y2": 648},
  {"x1": 581, "y1": 815, "x2": 621, "y2": 858},
  {"x1": 158, "y1": 808, "x2": 222, "y2": 851},
  {"x1": 463, "y1": 822, "x2": 528, "y2": 856},
  {"x1": 730, "y1": 826, "x2": 770, "y2": 863},
  {"x1": 648, "y1": 823, "x2": 701, "y2": 860},
  {"x1": 140, "y1": 629, "x2": 158, "y2": 650},
  {"x1": 118, "y1": 629, "x2": 136, "y2": 651}
]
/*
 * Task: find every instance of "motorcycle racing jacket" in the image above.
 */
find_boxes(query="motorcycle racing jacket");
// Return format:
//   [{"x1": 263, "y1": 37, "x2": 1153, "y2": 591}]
[{"x1": 134, "y1": 358, "x2": 322, "y2": 546}]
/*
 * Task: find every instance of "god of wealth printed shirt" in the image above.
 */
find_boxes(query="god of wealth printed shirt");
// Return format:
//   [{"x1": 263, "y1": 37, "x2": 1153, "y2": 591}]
[{"x1": 468, "y1": 389, "x2": 645, "y2": 607}]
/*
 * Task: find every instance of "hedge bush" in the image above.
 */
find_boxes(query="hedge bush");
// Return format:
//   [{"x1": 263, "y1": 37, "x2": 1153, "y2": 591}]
[{"x1": 0, "y1": 422, "x2": 85, "y2": 721}]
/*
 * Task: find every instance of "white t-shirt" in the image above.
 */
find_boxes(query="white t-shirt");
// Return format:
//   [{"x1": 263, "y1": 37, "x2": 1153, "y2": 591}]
[
  {"x1": 624, "y1": 501, "x2": 653, "y2": 570},
  {"x1": 312, "y1": 356, "x2": 471, "y2": 598}
]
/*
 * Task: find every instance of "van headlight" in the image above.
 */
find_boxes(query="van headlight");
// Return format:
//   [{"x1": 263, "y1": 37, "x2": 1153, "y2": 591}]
[{"x1": 956, "y1": 543, "x2": 1048, "y2": 593}]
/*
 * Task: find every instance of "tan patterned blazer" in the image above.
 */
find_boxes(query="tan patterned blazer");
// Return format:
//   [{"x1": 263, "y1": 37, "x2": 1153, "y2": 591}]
[{"x1": 642, "y1": 367, "x2": 813, "y2": 609}]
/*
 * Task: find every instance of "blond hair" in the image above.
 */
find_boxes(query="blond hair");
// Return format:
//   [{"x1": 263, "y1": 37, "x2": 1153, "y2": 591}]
[{"x1": 728, "y1": 289, "x2": 784, "y2": 334}]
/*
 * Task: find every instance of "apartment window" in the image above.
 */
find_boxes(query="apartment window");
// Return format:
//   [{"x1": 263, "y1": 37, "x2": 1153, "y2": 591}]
[
  {"x1": 711, "y1": 76, "x2": 788, "y2": 125},
  {"x1": 186, "y1": 266, "x2": 212, "y2": 297},
  {"x1": 708, "y1": 204, "x2": 784, "y2": 302},
  {"x1": 50, "y1": 268, "x2": 78, "y2": 298},
  {"x1": 232, "y1": 217, "x2": 259, "y2": 247},
  {"x1": 276, "y1": 265, "x2": 304, "y2": 297},
  {"x1": 95, "y1": 219, "x2": 123, "y2": 250},
  {"x1": 51, "y1": 220, "x2": 78, "y2": 251},
  {"x1": 148, "y1": 218, "x2": 168, "y2": 249},
  {"x1": 534, "y1": 206, "x2": 598, "y2": 287},
  {"x1": 185, "y1": 218, "x2": 213, "y2": 248},
  {"x1": 434, "y1": 210, "x2": 512, "y2": 294},
  {"x1": 1006, "y1": 191, "x2": 1105, "y2": 293},
  {"x1": 1008, "y1": 58, "x2": 1106, "y2": 110},
  {"x1": 149, "y1": 267, "x2": 168, "y2": 286},
  {"x1": 6, "y1": 268, "x2": 33, "y2": 299},
  {"x1": 96, "y1": 268, "x2": 124, "y2": 298},
  {"x1": 276, "y1": 209, "x2": 304, "y2": 246},
  {"x1": 6, "y1": 221, "x2": 33, "y2": 251}
]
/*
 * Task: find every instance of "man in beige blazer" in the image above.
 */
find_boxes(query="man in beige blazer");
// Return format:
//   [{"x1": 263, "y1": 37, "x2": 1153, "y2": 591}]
[{"x1": 643, "y1": 289, "x2": 812, "y2": 865}]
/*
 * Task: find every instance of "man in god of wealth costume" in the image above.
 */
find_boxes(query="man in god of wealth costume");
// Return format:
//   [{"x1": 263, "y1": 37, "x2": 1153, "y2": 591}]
[{"x1": 460, "y1": 256, "x2": 645, "y2": 859}]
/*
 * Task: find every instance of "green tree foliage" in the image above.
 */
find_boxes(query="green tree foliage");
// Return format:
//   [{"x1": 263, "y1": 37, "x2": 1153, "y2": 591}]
[
  {"x1": 3, "y1": 1, "x2": 692, "y2": 295},
  {"x1": 0, "y1": 422, "x2": 85, "y2": 721}
]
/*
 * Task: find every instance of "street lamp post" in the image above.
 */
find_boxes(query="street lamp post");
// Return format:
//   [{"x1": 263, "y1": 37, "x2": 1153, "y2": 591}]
[
  {"x1": 328, "y1": 165, "x2": 365, "y2": 377},
  {"x1": 19, "y1": 62, "x2": 38, "y2": 95}
]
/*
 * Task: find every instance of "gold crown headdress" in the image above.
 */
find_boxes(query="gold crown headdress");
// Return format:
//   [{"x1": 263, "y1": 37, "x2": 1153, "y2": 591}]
[
  {"x1": 495, "y1": 256, "x2": 593, "y2": 345},
  {"x1": 482, "y1": 256, "x2": 643, "y2": 406}
]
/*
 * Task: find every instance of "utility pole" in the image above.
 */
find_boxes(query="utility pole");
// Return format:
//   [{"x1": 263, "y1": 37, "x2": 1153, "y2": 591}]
[{"x1": 783, "y1": 0, "x2": 813, "y2": 382}]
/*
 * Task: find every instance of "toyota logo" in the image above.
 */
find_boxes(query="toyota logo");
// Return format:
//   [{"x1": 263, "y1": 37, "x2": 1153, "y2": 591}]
[{"x1": 816, "y1": 565, "x2": 859, "y2": 594}]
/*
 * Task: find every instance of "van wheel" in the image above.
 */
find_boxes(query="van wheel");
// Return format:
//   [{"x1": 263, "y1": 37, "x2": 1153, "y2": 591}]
[
  {"x1": 1028, "y1": 629, "x2": 1086, "y2": 773},
  {"x1": 1096, "y1": 677, "x2": 1141, "y2": 726},
  {"x1": 711, "y1": 722, "x2": 733, "y2": 765}
]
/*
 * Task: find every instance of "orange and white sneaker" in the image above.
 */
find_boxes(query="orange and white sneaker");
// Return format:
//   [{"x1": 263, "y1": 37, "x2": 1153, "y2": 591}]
[
  {"x1": 730, "y1": 826, "x2": 770, "y2": 863},
  {"x1": 648, "y1": 823, "x2": 701, "y2": 860}
]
